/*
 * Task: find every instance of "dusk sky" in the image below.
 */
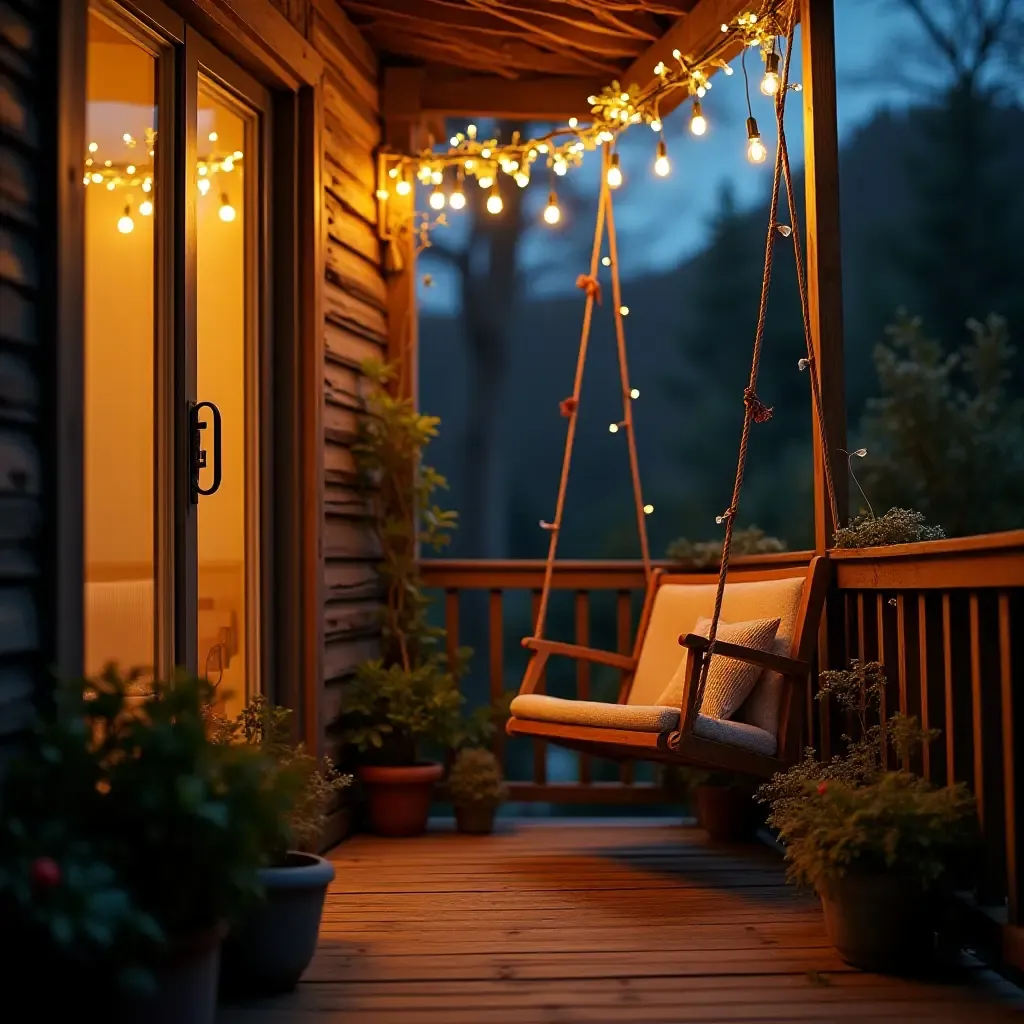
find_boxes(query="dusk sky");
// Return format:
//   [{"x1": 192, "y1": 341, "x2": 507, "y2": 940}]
[{"x1": 418, "y1": 0, "x2": 927, "y2": 313}]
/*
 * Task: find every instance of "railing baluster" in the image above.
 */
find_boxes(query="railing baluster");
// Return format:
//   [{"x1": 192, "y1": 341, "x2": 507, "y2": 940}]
[
  {"x1": 917, "y1": 593, "x2": 931, "y2": 781},
  {"x1": 488, "y1": 589, "x2": 504, "y2": 768},
  {"x1": 530, "y1": 588, "x2": 547, "y2": 787},
  {"x1": 876, "y1": 593, "x2": 888, "y2": 769},
  {"x1": 970, "y1": 593, "x2": 985, "y2": 830},
  {"x1": 575, "y1": 590, "x2": 591, "y2": 786},
  {"x1": 856, "y1": 592, "x2": 866, "y2": 662},
  {"x1": 942, "y1": 593, "x2": 955, "y2": 788},
  {"x1": 816, "y1": 601, "x2": 830, "y2": 760},
  {"x1": 896, "y1": 595, "x2": 909, "y2": 771},
  {"x1": 444, "y1": 589, "x2": 460, "y2": 671},
  {"x1": 616, "y1": 590, "x2": 633, "y2": 787},
  {"x1": 998, "y1": 593, "x2": 1019, "y2": 926}
]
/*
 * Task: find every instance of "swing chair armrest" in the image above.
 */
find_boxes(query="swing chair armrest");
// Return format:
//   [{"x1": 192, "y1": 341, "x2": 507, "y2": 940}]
[
  {"x1": 678, "y1": 633, "x2": 809, "y2": 679},
  {"x1": 522, "y1": 637, "x2": 637, "y2": 672}
]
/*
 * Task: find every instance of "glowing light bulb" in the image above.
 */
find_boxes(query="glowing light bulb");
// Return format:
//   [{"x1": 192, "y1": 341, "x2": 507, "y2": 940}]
[
  {"x1": 90, "y1": 172, "x2": 103, "y2": 184},
  {"x1": 198, "y1": 165, "x2": 208, "y2": 176},
  {"x1": 106, "y1": 182, "x2": 115, "y2": 191},
  {"x1": 221, "y1": 156, "x2": 234, "y2": 172},
  {"x1": 219, "y1": 193, "x2": 236, "y2": 222},
  {"x1": 654, "y1": 139, "x2": 670, "y2": 177},
  {"x1": 761, "y1": 53, "x2": 781, "y2": 96},
  {"x1": 514, "y1": 171, "x2": 530, "y2": 188},
  {"x1": 122, "y1": 133, "x2": 132, "y2": 143},
  {"x1": 467, "y1": 123, "x2": 477, "y2": 138},
  {"x1": 396, "y1": 177, "x2": 412, "y2": 196},
  {"x1": 388, "y1": 166, "x2": 399, "y2": 179},
  {"x1": 417, "y1": 163, "x2": 432, "y2": 183},
  {"x1": 601, "y1": 256, "x2": 611, "y2": 266},
  {"x1": 630, "y1": 388, "x2": 640, "y2": 399},
  {"x1": 643, "y1": 504, "x2": 654, "y2": 515},
  {"x1": 139, "y1": 199, "x2": 153, "y2": 216},
  {"x1": 486, "y1": 184, "x2": 503, "y2": 215},
  {"x1": 83, "y1": 175, "x2": 90, "y2": 185},
  {"x1": 553, "y1": 158, "x2": 567, "y2": 177},
  {"x1": 543, "y1": 191, "x2": 561, "y2": 225},
  {"x1": 608, "y1": 423, "x2": 619, "y2": 433},
  {"x1": 233, "y1": 150, "x2": 243, "y2": 160},
  {"x1": 117, "y1": 205, "x2": 134, "y2": 234},
  {"x1": 650, "y1": 118, "x2": 662, "y2": 132},
  {"x1": 449, "y1": 186, "x2": 466, "y2": 210},
  {"x1": 599, "y1": 130, "x2": 614, "y2": 143},
  {"x1": 746, "y1": 117, "x2": 767, "y2": 164},
  {"x1": 142, "y1": 178, "x2": 152, "y2": 192},
  {"x1": 450, "y1": 135, "x2": 460, "y2": 146},
  {"x1": 198, "y1": 177, "x2": 211, "y2": 196},
  {"x1": 690, "y1": 101, "x2": 707, "y2": 136},
  {"x1": 375, "y1": 188, "x2": 389, "y2": 200},
  {"x1": 481, "y1": 147, "x2": 491, "y2": 158},
  {"x1": 568, "y1": 117, "x2": 578, "y2": 128},
  {"x1": 619, "y1": 305, "x2": 629, "y2": 316},
  {"x1": 126, "y1": 164, "x2": 136, "y2": 175},
  {"x1": 478, "y1": 175, "x2": 494, "y2": 189},
  {"x1": 606, "y1": 152, "x2": 623, "y2": 189},
  {"x1": 208, "y1": 131, "x2": 218, "y2": 142},
  {"x1": 430, "y1": 169, "x2": 443, "y2": 185},
  {"x1": 428, "y1": 185, "x2": 446, "y2": 210},
  {"x1": 88, "y1": 142, "x2": 98, "y2": 153},
  {"x1": 537, "y1": 143, "x2": 548, "y2": 154}
]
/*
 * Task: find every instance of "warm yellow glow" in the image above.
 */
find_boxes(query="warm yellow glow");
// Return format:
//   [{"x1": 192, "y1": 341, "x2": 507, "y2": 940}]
[
  {"x1": 233, "y1": 150, "x2": 243, "y2": 160},
  {"x1": 619, "y1": 305, "x2": 629, "y2": 316},
  {"x1": 481, "y1": 147, "x2": 491, "y2": 158},
  {"x1": 105, "y1": 182, "x2": 115, "y2": 191},
  {"x1": 222, "y1": 157, "x2": 234, "y2": 172},
  {"x1": 208, "y1": 131, "x2": 218, "y2": 142},
  {"x1": 514, "y1": 171, "x2": 530, "y2": 188},
  {"x1": 449, "y1": 187, "x2": 466, "y2": 210},
  {"x1": 601, "y1": 256, "x2": 611, "y2": 266},
  {"x1": 690, "y1": 101, "x2": 707, "y2": 136},
  {"x1": 142, "y1": 178, "x2": 152, "y2": 192},
  {"x1": 543, "y1": 191, "x2": 561, "y2": 225},
  {"x1": 654, "y1": 139, "x2": 670, "y2": 177},
  {"x1": 88, "y1": 141, "x2": 98, "y2": 153},
  {"x1": 553, "y1": 158, "x2": 568, "y2": 177},
  {"x1": 747, "y1": 136, "x2": 767, "y2": 163},
  {"x1": 428, "y1": 186, "x2": 446, "y2": 210},
  {"x1": 568, "y1": 117, "x2": 578, "y2": 128},
  {"x1": 91, "y1": 172, "x2": 103, "y2": 184},
  {"x1": 608, "y1": 423, "x2": 619, "y2": 433},
  {"x1": 126, "y1": 164, "x2": 136, "y2": 174},
  {"x1": 219, "y1": 194, "x2": 236, "y2": 222},
  {"x1": 375, "y1": 188, "x2": 389, "y2": 200},
  {"x1": 388, "y1": 166, "x2": 399, "y2": 179},
  {"x1": 122, "y1": 133, "x2": 132, "y2": 143},
  {"x1": 650, "y1": 118, "x2": 662, "y2": 132},
  {"x1": 198, "y1": 177, "x2": 211, "y2": 196},
  {"x1": 83, "y1": 175, "x2": 91, "y2": 185},
  {"x1": 117, "y1": 206, "x2": 134, "y2": 234},
  {"x1": 430, "y1": 169, "x2": 443, "y2": 185},
  {"x1": 606, "y1": 153, "x2": 622, "y2": 189},
  {"x1": 643, "y1": 503, "x2": 654, "y2": 515},
  {"x1": 630, "y1": 388, "x2": 639, "y2": 399},
  {"x1": 139, "y1": 199, "x2": 153, "y2": 216},
  {"x1": 478, "y1": 175, "x2": 494, "y2": 189},
  {"x1": 198, "y1": 164, "x2": 208, "y2": 176},
  {"x1": 486, "y1": 184, "x2": 503, "y2": 215},
  {"x1": 761, "y1": 53, "x2": 781, "y2": 96},
  {"x1": 396, "y1": 178, "x2": 412, "y2": 197}
]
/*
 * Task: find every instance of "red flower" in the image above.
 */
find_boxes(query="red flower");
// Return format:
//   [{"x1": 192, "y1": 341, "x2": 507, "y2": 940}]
[
  {"x1": 817, "y1": 782, "x2": 828, "y2": 796},
  {"x1": 31, "y1": 857, "x2": 61, "y2": 888}
]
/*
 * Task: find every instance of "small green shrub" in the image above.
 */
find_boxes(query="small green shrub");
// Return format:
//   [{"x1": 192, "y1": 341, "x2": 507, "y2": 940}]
[
  {"x1": 447, "y1": 748, "x2": 508, "y2": 808},
  {"x1": 833, "y1": 508, "x2": 945, "y2": 548},
  {"x1": 667, "y1": 525, "x2": 786, "y2": 566}
]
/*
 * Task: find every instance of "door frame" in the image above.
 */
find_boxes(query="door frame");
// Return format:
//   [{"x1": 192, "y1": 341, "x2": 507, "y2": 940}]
[{"x1": 55, "y1": 0, "x2": 325, "y2": 752}]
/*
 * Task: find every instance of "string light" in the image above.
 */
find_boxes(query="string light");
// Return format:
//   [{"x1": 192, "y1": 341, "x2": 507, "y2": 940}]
[
  {"x1": 630, "y1": 388, "x2": 640, "y2": 399},
  {"x1": 606, "y1": 152, "x2": 623, "y2": 189},
  {"x1": 396, "y1": 170, "x2": 412, "y2": 197},
  {"x1": 198, "y1": 177, "x2": 211, "y2": 195},
  {"x1": 514, "y1": 170, "x2": 530, "y2": 188},
  {"x1": 486, "y1": 182, "x2": 503, "y2": 215},
  {"x1": 609, "y1": 423, "x2": 620, "y2": 433},
  {"x1": 139, "y1": 199, "x2": 153, "y2": 216},
  {"x1": 689, "y1": 100, "x2": 707, "y2": 136},
  {"x1": 650, "y1": 118, "x2": 662, "y2": 132},
  {"x1": 746, "y1": 117, "x2": 767, "y2": 163},
  {"x1": 449, "y1": 172, "x2": 466, "y2": 210},
  {"x1": 553, "y1": 156, "x2": 568, "y2": 177},
  {"x1": 643, "y1": 504, "x2": 654, "y2": 515},
  {"x1": 478, "y1": 174, "x2": 494, "y2": 189},
  {"x1": 654, "y1": 138, "x2": 670, "y2": 177},
  {"x1": 218, "y1": 193, "x2": 236, "y2": 222},
  {"x1": 429, "y1": 183, "x2": 446, "y2": 210},
  {"x1": 543, "y1": 191, "x2": 561, "y2": 225},
  {"x1": 601, "y1": 256, "x2": 612, "y2": 267},
  {"x1": 761, "y1": 52, "x2": 781, "y2": 96},
  {"x1": 117, "y1": 203, "x2": 134, "y2": 234},
  {"x1": 619, "y1": 305, "x2": 630, "y2": 316}
]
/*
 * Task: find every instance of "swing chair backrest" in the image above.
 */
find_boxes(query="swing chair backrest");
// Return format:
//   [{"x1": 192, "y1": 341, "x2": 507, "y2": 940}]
[{"x1": 625, "y1": 563, "x2": 821, "y2": 735}]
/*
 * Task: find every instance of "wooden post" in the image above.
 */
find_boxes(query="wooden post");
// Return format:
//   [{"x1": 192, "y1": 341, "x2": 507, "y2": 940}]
[{"x1": 801, "y1": 0, "x2": 848, "y2": 551}]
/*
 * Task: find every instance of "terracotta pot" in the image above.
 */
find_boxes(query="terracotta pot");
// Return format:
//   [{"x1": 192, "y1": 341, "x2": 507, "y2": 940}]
[
  {"x1": 454, "y1": 801, "x2": 497, "y2": 835},
  {"x1": 220, "y1": 852, "x2": 336, "y2": 997},
  {"x1": 359, "y1": 762, "x2": 443, "y2": 837},
  {"x1": 819, "y1": 872, "x2": 937, "y2": 973},
  {"x1": 692, "y1": 785, "x2": 758, "y2": 842}
]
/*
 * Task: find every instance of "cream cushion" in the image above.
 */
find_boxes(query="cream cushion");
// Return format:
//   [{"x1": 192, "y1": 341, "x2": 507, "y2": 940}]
[
  {"x1": 656, "y1": 615, "x2": 781, "y2": 718},
  {"x1": 509, "y1": 694, "x2": 777, "y2": 756},
  {"x1": 627, "y1": 575, "x2": 807, "y2": 736}
]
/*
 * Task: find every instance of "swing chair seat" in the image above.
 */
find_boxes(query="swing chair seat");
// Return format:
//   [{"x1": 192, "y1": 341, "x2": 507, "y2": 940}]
[{"x1": 506, "y1": 559, "x2": 830, "y2": 777}]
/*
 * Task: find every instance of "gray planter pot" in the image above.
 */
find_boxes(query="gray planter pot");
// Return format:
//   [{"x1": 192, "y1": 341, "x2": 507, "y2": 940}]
[{"x1": 219, "y1": 852, "x2": 336, "y2": 997}]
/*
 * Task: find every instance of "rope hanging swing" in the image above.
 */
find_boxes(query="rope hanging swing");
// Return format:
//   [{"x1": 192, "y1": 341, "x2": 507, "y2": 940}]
[{"x1": 528, "y1": 0, "x2": 837, "y2": 707}]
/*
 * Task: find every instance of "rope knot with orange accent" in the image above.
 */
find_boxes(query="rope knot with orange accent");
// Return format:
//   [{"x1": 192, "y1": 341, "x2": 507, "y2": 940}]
[
  {"x1": 743, "y1": 387, "x2": 774, "y2": 424},
  {"x1": 559, "y1": 397, "x2": 578, "y2": 418},
  {"x1": 575, "y1": 274, "x2": 602, "y2": 303}
]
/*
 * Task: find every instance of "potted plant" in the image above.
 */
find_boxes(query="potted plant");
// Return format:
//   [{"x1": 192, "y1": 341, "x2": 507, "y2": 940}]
[
  {"x1": 338, "y1": 360, "x2": 470, "y2": 837},
  {"x1": 448, "y1": 748, "x2": 508, "y2": 834},
  {"x1": 0, "y1": 666, "x2": 288, "y2": 1023},
  {"x1": 759, "y1": 660, "x2": 977, "y2": 972},
  {"x1": 661, "y1": 765, "x2": 760, "y2": 842},
  {"x1": 207, "y1": 697, "x2": 352, "y2": 997}
]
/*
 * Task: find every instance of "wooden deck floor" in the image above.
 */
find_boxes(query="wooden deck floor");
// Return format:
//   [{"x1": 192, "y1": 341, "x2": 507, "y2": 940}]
[{"x1": 220, "y1": 819, "x2": 1024, "y2": 1024}]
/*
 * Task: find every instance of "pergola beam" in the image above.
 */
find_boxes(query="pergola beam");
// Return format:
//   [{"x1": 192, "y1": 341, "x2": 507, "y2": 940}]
[{"x1": 623, "y1": 0, "x2": 752, "y2": 117}]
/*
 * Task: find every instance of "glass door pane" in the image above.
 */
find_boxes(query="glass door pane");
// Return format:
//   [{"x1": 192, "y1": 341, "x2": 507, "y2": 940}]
[
  {"x1": 83, "y1": 8, "x2": 158, "y2": 680},
  {"x1": 195, "y1": 78, "x2": 258, "y2": 715}
]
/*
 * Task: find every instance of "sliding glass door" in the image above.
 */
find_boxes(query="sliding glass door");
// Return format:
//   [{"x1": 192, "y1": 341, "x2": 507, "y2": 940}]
[{"x1": 84, "y1": 0, "x2": 267, "y2": 712}]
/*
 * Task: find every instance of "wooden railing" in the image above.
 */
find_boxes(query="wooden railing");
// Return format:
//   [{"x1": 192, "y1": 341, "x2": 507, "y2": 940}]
[{"x1": 421, "y1": 531, "x2": 1024, "y2": 947}]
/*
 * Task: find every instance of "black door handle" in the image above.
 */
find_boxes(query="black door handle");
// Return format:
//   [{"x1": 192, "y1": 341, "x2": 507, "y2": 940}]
[{"x1": 190, "y1": 400, "x2": 222, "y2": 502}]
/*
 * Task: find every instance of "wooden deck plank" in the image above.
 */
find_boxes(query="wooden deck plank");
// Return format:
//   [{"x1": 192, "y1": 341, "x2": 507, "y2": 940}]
[{"x1": 218, "y1": 820, "x2": 1023, "y2": 1024}]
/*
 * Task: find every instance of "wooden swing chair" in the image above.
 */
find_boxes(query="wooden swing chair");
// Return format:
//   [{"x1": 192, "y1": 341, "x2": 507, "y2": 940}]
[{"x1": 507, "y1": 9, "x2": 838, "y2": 779}]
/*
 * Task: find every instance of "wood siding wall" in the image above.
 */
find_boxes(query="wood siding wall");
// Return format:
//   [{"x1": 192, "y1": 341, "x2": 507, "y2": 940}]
[
  {"x1": 271, "y1": 0, "x2": 386, "y2": 758},
  {"x1": 0, "y1": 1, "x2": 55, "y2": 751}
]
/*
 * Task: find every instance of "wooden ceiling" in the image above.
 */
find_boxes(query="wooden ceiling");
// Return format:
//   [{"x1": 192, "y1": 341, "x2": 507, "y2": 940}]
[{"x1": 335, "y1": 0, "x2": 702, "y2": 81}]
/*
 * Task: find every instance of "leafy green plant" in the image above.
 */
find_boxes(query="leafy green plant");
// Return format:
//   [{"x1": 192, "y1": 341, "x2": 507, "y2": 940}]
[
  {"x1": 759, "y1": 660, "x2": 977, "y2": 890},
  {"x1": 0, "y1": 666, "x2": 291, "y2": 993},
  {"x1": 206, "y1": 696, "x2": 352, "y2": 859},
  {"x1": 337, "y1": 360, "x2": 470, "y2": 765},
  {"x1": 833, "y1": 507, "x2": 945, "y2": 548},
  {"x1": 447, "y1": 748, "x2": 508, "y2": 808},
  {"x1": 667, "y1": 525, "x2": 787, "y2": 566}
]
